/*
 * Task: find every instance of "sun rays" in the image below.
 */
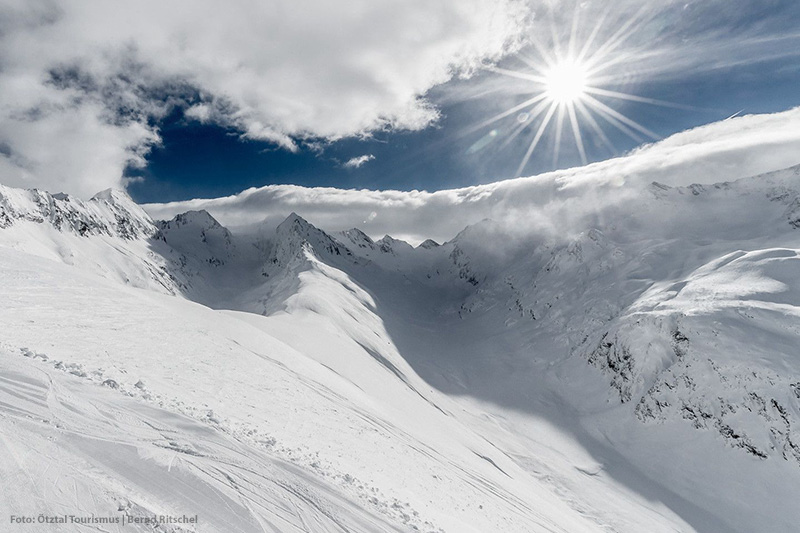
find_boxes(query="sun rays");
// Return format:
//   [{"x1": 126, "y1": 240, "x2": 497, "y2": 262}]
[{"x1": 477, "y1": 4, "x2": 692, "y2": 177}]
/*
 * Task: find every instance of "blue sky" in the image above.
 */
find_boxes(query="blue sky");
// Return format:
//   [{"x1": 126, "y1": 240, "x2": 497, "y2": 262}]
[
  {"x1": 1, "y1": 0, "x2": 800, "y2": 201},
  {"x1": 126, "y1": 0, "x2": 800, "y2": 203},
  {"x1": 128, "y1": 54, "x2": 800, "y2": 203}
]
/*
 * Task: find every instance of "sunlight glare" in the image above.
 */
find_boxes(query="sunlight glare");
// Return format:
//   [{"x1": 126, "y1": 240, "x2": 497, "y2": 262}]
[
  {"x1": 474, "y1": 4, "x2": 687, "y2": 176},
  {"x1": 544, "y1": 59, "x2": 588, "y2": 105}
]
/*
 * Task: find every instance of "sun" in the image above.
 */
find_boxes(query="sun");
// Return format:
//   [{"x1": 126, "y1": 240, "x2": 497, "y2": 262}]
[
  {"x1": 468, "y1": 4, "x2": 691, "y2": 177},
  {"x1": 544, "y1": 59, "x2": 589, "y2": 105}
]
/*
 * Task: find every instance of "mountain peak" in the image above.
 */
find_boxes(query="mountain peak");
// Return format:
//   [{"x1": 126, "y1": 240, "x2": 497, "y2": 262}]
[
  {"x1": 376, "y1": 234, "x2": 413, "y2": 255},
  {"x1": 158, "y1": 209, "x2": 234, "y2": 268},
  {"x1": 270, "y1": 212, "x2": 352, "y2": 269},
  {"x1": 337, "y1": 228, "x2": 377, "y2": 252},
  {"x1": 0, "y1": 183, "x2": 154, "y2": 239},
  {"x1": 345, "y1": 228, "x2": 374, "y2": 243},
  {"x1": 418, "y1": 239, "x2": 440, "y2": 249},
  {"x1": 164, "y1": 210, "x2": 222, "y2": 230},
  {"x1": 281, "y1": 211, "x2": 307, "y2": 224},
  {"x1": 274, "y1": 212, "x2": 316, "y2": 235},
  {"x1": 91, "y1": 188, "x2": 134, "y2": 204}
]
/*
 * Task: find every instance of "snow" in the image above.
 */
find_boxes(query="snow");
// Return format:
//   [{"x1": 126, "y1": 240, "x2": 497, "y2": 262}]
[
  {"x1": 0, "y1": 339, "x2": 402, "y2": 533},
  {"x1": 2, "y1": 164, "x2": 800, "y2": 531},
  {"x1": 0, "y1": 243, "x2": 612, "y2": 533}
]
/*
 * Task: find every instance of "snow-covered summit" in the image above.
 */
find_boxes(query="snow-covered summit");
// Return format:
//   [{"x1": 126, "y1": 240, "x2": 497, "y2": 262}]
[
  {"x1": 159, "y1": 209, "x2": 224, "y2": 230},
  {"x1": 0, "y1": 184, "x2": 155, "y2": 239},
  {"x1": 158, "y1": 210, "x2": 235, "y2": 268},
  {"x1": 268, "y1": 212, "x2": 353, "y2": 268}
]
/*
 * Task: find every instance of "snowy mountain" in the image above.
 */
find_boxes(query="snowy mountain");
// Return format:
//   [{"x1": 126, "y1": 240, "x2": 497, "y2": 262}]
[
  {"x1": 157, "y1": 210, "x2": 235, "y2": 267},
  {"x1": 2, "y1": 166, "x2": 800, "y2": 532},
  {"x1": 0, "y1": 185, "x2": 154, "y2": 239}
]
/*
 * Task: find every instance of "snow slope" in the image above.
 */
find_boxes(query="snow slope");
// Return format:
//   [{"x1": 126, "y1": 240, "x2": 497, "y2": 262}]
[{"x1": 2, "y1": 165, "x2": 800, "y2": 531}]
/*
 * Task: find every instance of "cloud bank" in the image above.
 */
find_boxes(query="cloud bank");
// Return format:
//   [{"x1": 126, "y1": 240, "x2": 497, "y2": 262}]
[
  {"x1": 143, "y1": 108, "x2": 800, "y2": 244},
  {"x1": 0, "y1": 0, "x2": 529, "y2": 196}
]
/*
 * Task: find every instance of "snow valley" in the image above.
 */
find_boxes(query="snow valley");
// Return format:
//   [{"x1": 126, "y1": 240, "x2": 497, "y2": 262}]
[{"x1": 2, "y1": 161, "x2": 800, "y2": 532}]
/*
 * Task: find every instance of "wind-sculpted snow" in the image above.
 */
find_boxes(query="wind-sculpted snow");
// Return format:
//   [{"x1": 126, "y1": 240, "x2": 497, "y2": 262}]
[{"x1": 3, "y1": 166, "x2": 800, "y2": 531}]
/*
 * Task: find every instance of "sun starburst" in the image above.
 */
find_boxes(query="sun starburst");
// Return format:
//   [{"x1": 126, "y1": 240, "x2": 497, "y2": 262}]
[{"x1": 471, "y1": 4, "x2": 694, "y2": 177}]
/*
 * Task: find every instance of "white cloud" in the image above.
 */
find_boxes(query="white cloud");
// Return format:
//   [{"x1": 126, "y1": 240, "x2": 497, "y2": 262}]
[
  {"x1": 0, "y1": 0, "x2": 530, "y2": 196},
  {"x1": 143, "y1": 108, "x2": 800, "y2": 245},
  {"x1": 2, "y1": 0, "x2": 798, "y2": 198},
  {"x1": 343, "y1": 155, "x2": 375, "y2": 169}
]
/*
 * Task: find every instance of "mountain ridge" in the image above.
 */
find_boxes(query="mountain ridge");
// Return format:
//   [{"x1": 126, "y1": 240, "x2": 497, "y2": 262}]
[{"x1": 2, "y1": 166, "x2": 800, "y2": 531}]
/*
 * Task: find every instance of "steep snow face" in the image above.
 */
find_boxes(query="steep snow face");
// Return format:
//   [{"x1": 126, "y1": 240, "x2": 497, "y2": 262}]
[
  {"x1": 3, "y1": 166, "x2": 800, "y2": 532},
  {"x1": 568, "y1": 247, "x2": 800, "y2": 530}
]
